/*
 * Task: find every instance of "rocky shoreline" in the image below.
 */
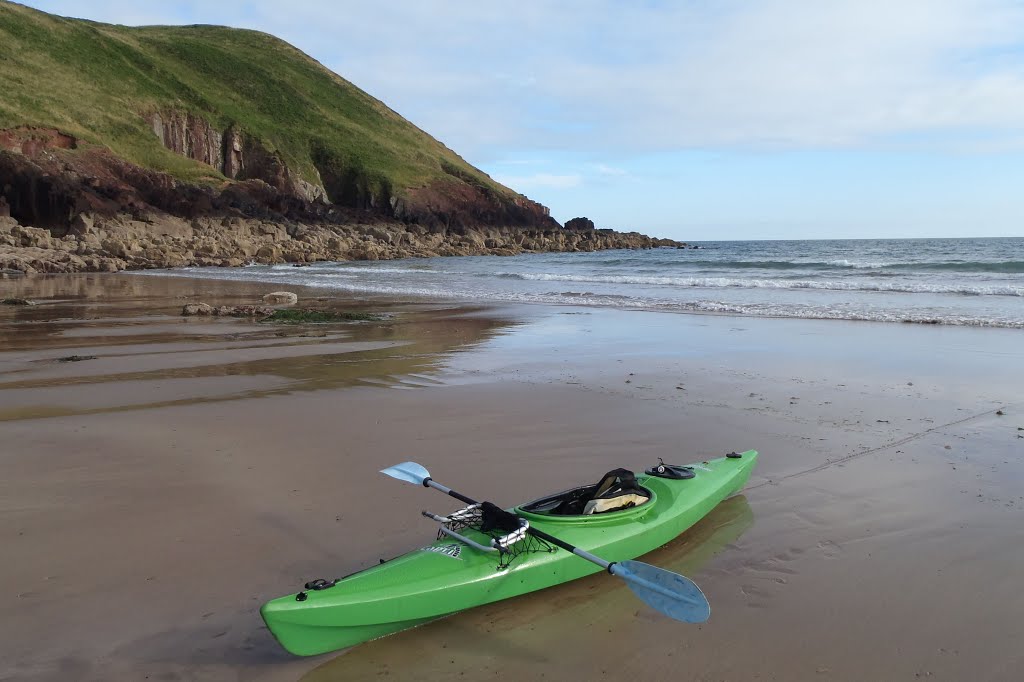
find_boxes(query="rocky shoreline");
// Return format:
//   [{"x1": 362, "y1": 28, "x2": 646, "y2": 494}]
[
  {"x1": 0, "y1": 213, "x2": 680, "y2": 274},
  {"x1": 1, "y1": 128, "x2": 680, "y2": 275}
]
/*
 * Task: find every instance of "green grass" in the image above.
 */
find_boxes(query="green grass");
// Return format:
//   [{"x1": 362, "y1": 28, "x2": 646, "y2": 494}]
[
  {"x1": 0, "y1": 2, "x2": 517, "y2": 200},
  {"x1": 260, "y1": 309, "x2": 384, "y2": 324}
]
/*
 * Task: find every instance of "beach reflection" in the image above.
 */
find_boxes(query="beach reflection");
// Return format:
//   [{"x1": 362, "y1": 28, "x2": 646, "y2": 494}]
[
  {"x1": 301, "y1": 495, "x2": 754, "y2": 681},
  {"x1": 0, "y1": 274, "x2": 525, "y2": 419}
]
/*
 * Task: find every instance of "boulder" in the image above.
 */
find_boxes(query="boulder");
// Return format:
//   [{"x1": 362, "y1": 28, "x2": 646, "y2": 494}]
[
  {"x1": 69, "y1": 213, "x2": 95, "y2": 235},
  {"x1": 182, "y1": 302, "x2": 215, "y2": 316},
  {"x1": 564, "y1": 217, "x2": 596, "y2": 231},
  {"x1": 263, "y1": 291, "x2": 298, "y2": 305}
]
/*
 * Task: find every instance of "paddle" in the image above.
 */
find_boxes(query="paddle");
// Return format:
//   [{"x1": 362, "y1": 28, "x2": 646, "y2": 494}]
[{"x1": 380, "y1": 461, "x2": 711, "y2": 624}]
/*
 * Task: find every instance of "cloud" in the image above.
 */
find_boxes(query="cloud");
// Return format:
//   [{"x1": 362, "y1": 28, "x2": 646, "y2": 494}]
[{"x1": 21, "y1": 0, "x2": 1024, "y2": 157}]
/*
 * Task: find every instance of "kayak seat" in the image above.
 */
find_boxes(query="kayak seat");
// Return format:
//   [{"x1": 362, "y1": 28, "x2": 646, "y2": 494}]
[{"x1": 520, "y1": 468, "x2": 650, "y2": 516}]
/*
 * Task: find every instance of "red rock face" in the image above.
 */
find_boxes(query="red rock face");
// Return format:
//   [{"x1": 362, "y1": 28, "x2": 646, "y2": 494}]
[
  {"x1": 0, "y1": 127, "x2": 78, "y2": 156},
  {"x1": 403, "y1": 180, "x2": 558, "y2": 231},
  {"x1": 148, "y1": 110, "x2": 222, "y2": 169},
  {"x1": 0, "y1": 120, "x2": 556, "y2": 234},
  {"x1": 144, "y1": 110, "x2": 326, "y2": 204}
]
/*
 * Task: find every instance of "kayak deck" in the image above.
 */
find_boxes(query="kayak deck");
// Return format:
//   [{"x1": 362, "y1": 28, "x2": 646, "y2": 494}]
[{"x1": 261, "y1": 450, "x2": 758, "y2": 656}]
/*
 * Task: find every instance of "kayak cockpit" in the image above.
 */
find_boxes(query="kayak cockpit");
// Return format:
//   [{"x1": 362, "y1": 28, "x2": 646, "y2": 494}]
[{"x1": 520, "y1": 468, "x2": 651, "y2": 516}]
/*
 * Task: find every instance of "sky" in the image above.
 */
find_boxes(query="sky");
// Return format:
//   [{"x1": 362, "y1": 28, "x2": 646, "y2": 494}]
[{"x1": 18, "y1": 0, "x2": 1024, "y2": 240}]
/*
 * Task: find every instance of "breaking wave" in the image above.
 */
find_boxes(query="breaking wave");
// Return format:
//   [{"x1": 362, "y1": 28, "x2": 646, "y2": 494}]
[{"x1": 495, "y1": 272, "x2": 1023, "y2": 296}]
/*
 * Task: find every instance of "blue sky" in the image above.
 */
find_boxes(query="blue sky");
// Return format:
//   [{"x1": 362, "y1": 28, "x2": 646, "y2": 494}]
[{"x1": 19, "y1": 0, "x2": 1024, "y2": 240}]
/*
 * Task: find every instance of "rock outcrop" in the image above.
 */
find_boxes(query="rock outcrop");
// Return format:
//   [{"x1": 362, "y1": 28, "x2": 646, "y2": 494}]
[
  {"x1": 0, "y1": 127, "x2": 681, "y2": 275},
  {"x1": 0, "y1": 211, "x2": 678, "y2": 274},
  {"x1": 0, "y1": 127, "x2": 557, "y2": 233},
  {"x1": 149, "y1": 111, "x2": 224, "y2": 173},
  {"x1": 564, "y1": 217, "x2": 596, "y2": 231},
  {"x1": 182, "y1": 303, "x2": 275, "y2": 317}
]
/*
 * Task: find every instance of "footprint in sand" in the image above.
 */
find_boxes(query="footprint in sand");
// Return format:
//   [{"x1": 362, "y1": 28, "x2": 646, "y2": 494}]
[
  {"x1": 816, "y1": 539, "x2": 841, "y2": 559},
  {"x1": 738, "y1": 582, "x2": 774, "y2": 608},
  {"x1": 736, "y1": 548, "x2": 803, "y2": 608}
]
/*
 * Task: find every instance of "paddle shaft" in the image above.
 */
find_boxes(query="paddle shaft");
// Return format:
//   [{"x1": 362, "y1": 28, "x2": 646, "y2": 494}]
[
  {"x1": 423, "y1": 478, "x2": 612, "y2": 570},
  {"x1": 401, "y1": 465, "x2": 710, "y2": 623}
]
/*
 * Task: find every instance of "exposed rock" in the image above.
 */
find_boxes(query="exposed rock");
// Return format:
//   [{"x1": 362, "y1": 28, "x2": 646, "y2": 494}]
[
  {"x1": 181, "y1": 302, "x2": 275, "y2": 317},
  {"x1": 0, "y1": 210, "x2": 679, "y2": 274},
  {"x1": 215, "y1": 305, "x2": 275, "y2": 317},
  {"x1": 0, "y1": 126, "x2": 77, "y2": 155},
  {"x1": 0, "y1": 128, "x2": 684, "y2": 267},
  {"x1": 148, "y1": 110, "x2": 223, "y2": 170},
  {"x1": 182, "y1": 303, "x2": 215, "y2": 316},
  {"x1": 147, "y1": 110, "x2": 330, "y2": 205},
  {"x1": 0, "y1": 130, "x2": 682, "y2": 274},
  {"x1": 2, "y1": 297, "x2": 34, "y2": 305},
  {"x1": 263, "y1": 291, "x2": 298, "y2": 305},
  {"x1": 564, "y1": 217, "x2": 596, "y2": 231}
]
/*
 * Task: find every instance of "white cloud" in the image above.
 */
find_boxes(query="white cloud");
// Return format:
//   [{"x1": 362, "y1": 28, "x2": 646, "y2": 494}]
[{"x1": 21, "y1": 0, "x2": 1024, "y2": 155}]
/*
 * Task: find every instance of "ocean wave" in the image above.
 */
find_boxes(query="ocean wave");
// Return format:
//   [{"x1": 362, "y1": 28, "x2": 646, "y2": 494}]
[
  {"x1": 287, "y1": 265, "x2": 454, "y2": 276},
  {"x1": 127, "y1": 268, "x2": 1024, "y2": 328},
  {"x1": 493, "y1": 272, "x2": 1024, "y2": 296},
  {"x1": 666, "y1": 301, "x2": 1024, "y2": 328},
  {"x1": 895, "y1": 260, "x2": 1024, "y2": 273},
  {"x1": 597, "y1": 258, "x2": 1024, "y2": 273}
]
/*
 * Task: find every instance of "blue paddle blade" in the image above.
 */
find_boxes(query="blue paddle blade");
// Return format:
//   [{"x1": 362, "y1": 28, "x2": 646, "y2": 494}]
[
  {"x1": 380, "y1": 461, "x2": 431, "y2": 486},
  {"x1": 610, "y1": 560, "x2": 711, "y2": 623}
]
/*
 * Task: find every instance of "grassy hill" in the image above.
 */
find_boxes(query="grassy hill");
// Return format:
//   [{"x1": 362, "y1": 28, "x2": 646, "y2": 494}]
[{"x1": 0, "y1": 1, "x2": 543, "y2": 221}]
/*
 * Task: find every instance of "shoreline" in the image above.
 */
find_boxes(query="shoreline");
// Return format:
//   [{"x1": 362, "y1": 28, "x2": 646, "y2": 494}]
[
  {"x1": 3, "y1": 273, "x2": 1024, "y2": 681},
  {"x1": 112, "y1": 244, "x2": 1024, "y2": 330}
]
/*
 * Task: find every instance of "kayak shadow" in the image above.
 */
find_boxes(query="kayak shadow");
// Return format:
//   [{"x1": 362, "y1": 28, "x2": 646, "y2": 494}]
[{"x1": 299, "y1": 495, "x2": 754, "y2": 681}]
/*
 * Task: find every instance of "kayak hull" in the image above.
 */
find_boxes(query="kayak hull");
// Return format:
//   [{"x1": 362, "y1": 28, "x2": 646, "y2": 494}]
[{"x1": 261, "y1": 450, "x2": 758, "y2": 656}]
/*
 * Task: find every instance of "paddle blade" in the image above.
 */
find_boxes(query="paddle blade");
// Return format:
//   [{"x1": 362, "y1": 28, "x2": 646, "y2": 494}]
[
  {"x1": 380, "y1": 461, "x2": 431, "y2": 486},
  {"x1": 611, "y1": 560, "x2": 711, "y2": 623}
]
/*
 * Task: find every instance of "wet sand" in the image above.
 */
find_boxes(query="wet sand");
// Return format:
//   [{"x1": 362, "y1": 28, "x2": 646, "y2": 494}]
[{"x1": 2, "y1": 273, "x2": 1023, "y2": 681}]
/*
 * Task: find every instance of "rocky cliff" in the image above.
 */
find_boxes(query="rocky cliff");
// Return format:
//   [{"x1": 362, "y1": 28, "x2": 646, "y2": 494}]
[
  {"x1": 0, "y1": 3, "x2": 680, "y2": 274},
  {"x1": 0, "y1": 128, "x2": 677, "y2": 274},
  {"x1": 145, "y1": 110, "x2": 329, "y2": 204}
]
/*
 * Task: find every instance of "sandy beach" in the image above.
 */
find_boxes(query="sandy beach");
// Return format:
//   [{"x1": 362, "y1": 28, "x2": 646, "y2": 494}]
[{"x1": 2, "y1": 273, "x2": 1023, "y2": 681}]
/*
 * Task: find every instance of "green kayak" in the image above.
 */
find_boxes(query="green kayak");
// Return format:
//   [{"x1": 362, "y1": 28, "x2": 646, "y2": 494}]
[{"x1": 261, "y1": 450, "x2": 758, "y2": 656}]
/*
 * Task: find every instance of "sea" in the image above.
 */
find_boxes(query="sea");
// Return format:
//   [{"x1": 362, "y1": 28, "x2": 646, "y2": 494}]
[{"x1": 138, "y1": 237, "x2": 1024, "y2": 329}]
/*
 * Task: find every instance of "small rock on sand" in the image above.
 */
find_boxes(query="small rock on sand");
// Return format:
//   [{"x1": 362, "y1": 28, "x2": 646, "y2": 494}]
[
  {"x1": 182, "y1": 303, "x2": 274, "y2": 317},
  {"x1": 263, "y1": 291, "x2": 298, "y2": 305},
  {"x1": 182, "y1": 303, "x2": 215, "y2": 316},
  {"x1": 216, "y1": 305, "x2": 274, "y2": 317},
  {"x1": 2, "y1": 297, "x2": 34, "y2": 305}
]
